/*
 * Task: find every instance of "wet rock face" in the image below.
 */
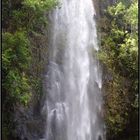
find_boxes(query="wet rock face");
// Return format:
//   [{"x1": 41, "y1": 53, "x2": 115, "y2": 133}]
[
  {"x1": 93, "y1": 0, "x2": 117, "y2": 18},
  {"x1": 25, "y1": 119, "x2": 44, "y2": 139},
  {"x1": 14, "y1": 103, "x2": 45, "y2": 140},
  {"x1": 92, "y1": 0, "x2": 100, "y2": 17}
]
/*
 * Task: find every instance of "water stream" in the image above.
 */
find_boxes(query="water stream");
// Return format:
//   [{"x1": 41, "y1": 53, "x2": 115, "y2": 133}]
[{"x1": 42, "y1": 0, "x2": 105, "y2": 139}]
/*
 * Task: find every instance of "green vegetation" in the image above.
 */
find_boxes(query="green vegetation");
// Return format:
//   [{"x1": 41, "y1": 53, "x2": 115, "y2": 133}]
[
  {"x1": 98, "y1": 0, "x2": 138, "y2": 139},
  {"x1": 2, "y1": 0, "x2": 138, "y2": 140},
  {"x1": 2, "y1": 31, "x2": 31, "y2": 105},
  {"x1": 2, "y1": 0, "x2": 58, "y2": 139}
]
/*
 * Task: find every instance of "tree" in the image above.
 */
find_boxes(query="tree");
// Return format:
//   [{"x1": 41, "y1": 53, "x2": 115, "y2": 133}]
[
  {"x1": 2, "y1": 0, "x2": 58, "y2": 139},
  {"x1": 98, "y1": 1, "x2": 138, "y2": 139}
]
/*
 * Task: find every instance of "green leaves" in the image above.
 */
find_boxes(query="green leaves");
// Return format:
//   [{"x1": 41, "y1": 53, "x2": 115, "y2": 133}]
[
  {"x1": 98, "y1": 0, "x2": 138, "y2": 139},
  {"x1": 2, "y1": 31, "x2": 31, "y2": 105},
  {"x1": 99, "y1": 0, "x2": 138, "y2": 78},
  {"x1": 2, "y1": 31, "x2": 31, "y2": 70},
  {"x1": 108, "y1": 2, "x2": 125, "y2": 16},
  {"x1": 125, "y1": 1, "x2": 138, "y2": 25},
  {"x1": 23, "y1": 0, "x2": 58, "y2": 11},
  {"x1": 2, "y1": 0, "x2": 58, "y2": 139},
  {"x1": 4, "y1": 70, "x2": 31, "y2": 104},
  {"x1": 2, "y1": 0, "x2": 58, "y2": 108},
  {"x1": 22, "y1": 0, "x2": 58, "y2": 31}
]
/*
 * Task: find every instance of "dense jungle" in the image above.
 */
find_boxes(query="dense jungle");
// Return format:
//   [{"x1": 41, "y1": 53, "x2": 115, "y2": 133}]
[{"x1": 2, "y1": 0, "x2": 138, "y2": 140}]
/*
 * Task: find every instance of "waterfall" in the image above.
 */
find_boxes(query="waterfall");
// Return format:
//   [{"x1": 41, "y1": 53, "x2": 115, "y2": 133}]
[{"x1": 41, "y1": 0, "x2": 105, "y2": 139}]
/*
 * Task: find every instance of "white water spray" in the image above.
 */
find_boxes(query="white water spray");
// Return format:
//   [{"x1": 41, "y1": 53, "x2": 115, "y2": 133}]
[{"x1": 42, "y1": 0, "x2": 105, "y2": 139}]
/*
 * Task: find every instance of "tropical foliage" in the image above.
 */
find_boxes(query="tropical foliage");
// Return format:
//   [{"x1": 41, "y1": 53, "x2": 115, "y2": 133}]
[
  {"x1": 2, "y1": 0, "x2": 138, "y2": 139},
  {"x1": 98, "y1": 0, "x2": 138, "y2": 139},
  {"x1": 2, "y1": 0, "x2": 57, "y2": 139}
]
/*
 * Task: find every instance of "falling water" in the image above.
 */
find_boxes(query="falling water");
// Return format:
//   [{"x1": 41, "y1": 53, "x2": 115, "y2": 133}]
[{"x1": 41, "y1": 0, "x2": 105, "y2": 140}]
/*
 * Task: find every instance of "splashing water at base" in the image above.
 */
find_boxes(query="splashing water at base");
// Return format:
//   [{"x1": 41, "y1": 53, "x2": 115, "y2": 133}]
[{"x1": 42, "y1": 0, "x2": 105, "y2": 140}]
